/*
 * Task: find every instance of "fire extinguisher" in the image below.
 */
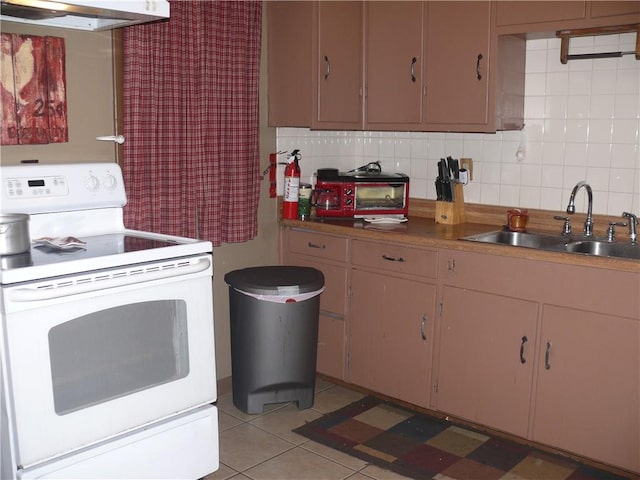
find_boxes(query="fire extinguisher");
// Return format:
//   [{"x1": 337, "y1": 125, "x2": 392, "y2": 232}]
[{"x1": 283, "y1": 149, "x2": 301, "y2": 219}]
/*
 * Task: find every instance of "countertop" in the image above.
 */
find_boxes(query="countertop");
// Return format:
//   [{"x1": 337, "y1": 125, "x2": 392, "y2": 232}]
[{"x1": 281, "y1": 214, "x2": 640, "y2": 274}]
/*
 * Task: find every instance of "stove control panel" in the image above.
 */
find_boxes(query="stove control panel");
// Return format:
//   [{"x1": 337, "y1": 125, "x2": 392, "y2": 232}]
[
  {"x1": 4, "y1": 175, "x2": 69, "y2": 198},
  {"x1": 0, "y1": 163, "x2": 127, "y2": 215}
]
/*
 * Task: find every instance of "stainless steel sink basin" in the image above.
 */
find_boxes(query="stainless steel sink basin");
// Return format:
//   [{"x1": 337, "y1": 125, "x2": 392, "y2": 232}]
[
  {"x1": 565, "y1": 240, "x2": 640, "y2": 260},
  {"x1": 461, "y1": 230, "x2": 639, "y2": 260},
  {"x1": 462, "y1": 230, "x2": 568, "y2": 251}
]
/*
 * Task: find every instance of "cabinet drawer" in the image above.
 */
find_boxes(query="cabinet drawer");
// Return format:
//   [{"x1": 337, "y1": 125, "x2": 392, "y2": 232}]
[
  {"x1": 288, "y1": 229, "x2": 348, "y2": 262},
  {"x1": 351, "y1": 240, "x2": 437, "y2": 279},
  {"x1": 285, "y1": 254, "x2": 347, "y2": 315}
]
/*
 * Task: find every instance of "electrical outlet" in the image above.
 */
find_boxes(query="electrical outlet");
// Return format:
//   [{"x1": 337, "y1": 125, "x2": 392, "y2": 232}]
[{"x1": 460, "y1": 158, "x2": 473, "y2": 181}]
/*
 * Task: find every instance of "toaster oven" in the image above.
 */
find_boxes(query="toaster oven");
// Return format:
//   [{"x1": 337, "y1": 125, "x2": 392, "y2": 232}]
[{"x1": 314, "y1": 167, "x2": 409, "y2": 218}]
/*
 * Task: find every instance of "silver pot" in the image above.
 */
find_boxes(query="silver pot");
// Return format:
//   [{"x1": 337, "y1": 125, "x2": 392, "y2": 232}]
[{"x1": 0, "y1": 214, "x2": 31, "y2": 256}]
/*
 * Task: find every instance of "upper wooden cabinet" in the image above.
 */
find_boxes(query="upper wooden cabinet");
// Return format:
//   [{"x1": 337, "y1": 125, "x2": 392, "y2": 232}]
[
  {"x1": 424, "y1": 2, "x2": 493, "y2": 129},
  {"x1": 496, "y1": 1, "x2": 640, "y2": 34},
  {"x1": 364, "y1": 2, "x2": 425, "y2": 129},
  {"x1": 496, "y1": 1, "x2": 587, "y2": 27},
  {"x1": 267, "y1": 0, "x2": 636, "y2": 131},
  {"x1": 268, "y1": 1, "x2": 523, "y2": 132},
  {"x1": 312, "y1": 1, "x2": 363, "y2": 129},
  {"x1": 266, "y1": 1, "x2": 313, "y2": 127}
]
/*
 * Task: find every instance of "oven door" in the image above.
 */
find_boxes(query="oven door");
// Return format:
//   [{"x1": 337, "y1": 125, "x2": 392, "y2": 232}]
[
  {"x1": 353, "y1": 182, "x2": 408, "y2": 216},
  {"x1": 1, "y1": 254, "x2": 216, "y2": 468}
]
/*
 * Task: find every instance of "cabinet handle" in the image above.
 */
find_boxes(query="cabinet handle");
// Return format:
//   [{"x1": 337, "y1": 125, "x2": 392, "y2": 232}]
[
  {"x1": 323, "y1": 55, "x2": 331, "y2": 80},
  {"x1": 410, "y1": 57, "x2": 417, "y2": 82},
  {"x1": 307, "y1": 242, "x2": 326, "y2": 250},
  {"x1": 519, "y1": 336, "x2": 528, "y2": 364},
  {"x1": 382, "y1": 254, "x2": 405, "y2": 262},
  {"x1": 544, "y1": 341, "x2": 552, "y2": 370},
  {"x1": 476, "y1": 53, "x2": 483, "y2": 80},
  {"x1": 447, "y1": 258, "x2": 456, "y2": 272},
  {"x1": 420, "y1": 314, "x2": 428, "y2": 341}
]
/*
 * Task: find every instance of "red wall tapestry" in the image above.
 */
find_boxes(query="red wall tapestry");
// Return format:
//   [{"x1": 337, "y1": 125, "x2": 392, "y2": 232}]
[{"x1": 1, "y1": 34, "x2": 68, "y2": 145}]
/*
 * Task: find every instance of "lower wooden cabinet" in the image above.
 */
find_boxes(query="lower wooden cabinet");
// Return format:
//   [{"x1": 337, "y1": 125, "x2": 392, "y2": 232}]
[
  {"x1": 282, "y1": 229, "x2": 348, "y2": 380},
  {"x1": 350, "y1": 269, "x2": 435, "y2": 408},
  {"x1": 437, "y1": 286, "x2": 537, "y2": 438},
  {"x1": 533, "y1": 305, "x2": 640, "y2": 472},
  {"x1": 280, "y1": 225, "x2": 639, "y2": 474}
]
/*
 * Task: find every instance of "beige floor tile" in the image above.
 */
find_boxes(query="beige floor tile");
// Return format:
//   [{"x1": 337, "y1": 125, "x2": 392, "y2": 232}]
[
  {"x1": 316, "y1": 377, "x2": 338, "y2": 392},
  {"x1": 243, "y1": 446, "x2": 355, "y2": 480},
  {"x1": 345, "y1": 474, "x2": 378, "y2": 480},
  {"x1": 219, "y1": 410, "x2": 245, "y2": 432},
  {"x1": 358, "y1": 464, "x2": 414, "y2": 479},
  {"x1": 301, "y1": 440, "x2": 369, "y2": 471},
  {"x1": 203, "y1": 462, "x2": 239, "y2": 480},
  {"x1": 219, "y1": 423, "x2": 294, "y2": 472},
  {"x1": 312, "y1": 385, "x2": 365, "y2": 414},
  {"x1": 249, "y1": 403, "x2": 324, "y2": 444}
]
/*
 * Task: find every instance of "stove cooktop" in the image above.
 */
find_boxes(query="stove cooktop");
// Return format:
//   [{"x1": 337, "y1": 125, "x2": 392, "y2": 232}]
[{"x1": 0, "y1": 230, "x2": 212, "y2": 285}]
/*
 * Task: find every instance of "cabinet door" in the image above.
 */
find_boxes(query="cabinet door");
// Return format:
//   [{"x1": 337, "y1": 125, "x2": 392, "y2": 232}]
[
  {"x1": 365, "y1": 2, "x2": 424, "y2": 129},
  {"x1": 266, "y1": 2, "x2": 312, "y2": 127},
  {"x1": 424, "y1": 1, "x2": 491, "y2": 128},
  {"x1": 590, "y1": 1, "x2": 640, "y2": 18},
  {"x1": 312, "y1": 1, "x2": 363, "y2": 129},
  {"x1": 533, "y1": 306, "x2": 640, "y2": 473},
  {"x1": 437, "y1": 286, "x2": 538, "y2": 438},
  {"x1": 495, "y1": 1, "x2": 586, "y2": 26},
  {"x1": 350, "y1": 269, "x2": 435, "y2": 408},
  {"x1": 285, "y1": 253, "x2": 347, "y2": 380}
]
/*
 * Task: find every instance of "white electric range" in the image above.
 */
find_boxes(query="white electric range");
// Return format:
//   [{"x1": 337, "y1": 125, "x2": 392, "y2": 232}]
[{"x1": 0, "y1": 163, "x2": 218, "y2": 479}]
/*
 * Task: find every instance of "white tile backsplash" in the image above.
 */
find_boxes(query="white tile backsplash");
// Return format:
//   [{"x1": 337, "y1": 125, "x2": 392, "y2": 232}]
[{"x1": 276, "y1": 38, "x2": 640, "y2": 216}]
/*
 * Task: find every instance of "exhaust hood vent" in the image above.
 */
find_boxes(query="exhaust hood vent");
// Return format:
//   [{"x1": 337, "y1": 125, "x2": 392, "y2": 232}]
[{"x1": 0, "y1": 0, "x2": 169, "y2": 31}]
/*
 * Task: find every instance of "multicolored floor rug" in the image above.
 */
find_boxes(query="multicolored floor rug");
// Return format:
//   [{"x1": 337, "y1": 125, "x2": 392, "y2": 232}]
[{"x1": 293, "y1": 396, "x2": 632, "y2": 480}]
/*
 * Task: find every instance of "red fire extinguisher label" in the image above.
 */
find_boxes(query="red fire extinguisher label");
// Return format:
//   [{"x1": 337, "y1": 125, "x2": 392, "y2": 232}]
[{"x1": 284, "y1": 176, "x2": 300, "y2": 202}]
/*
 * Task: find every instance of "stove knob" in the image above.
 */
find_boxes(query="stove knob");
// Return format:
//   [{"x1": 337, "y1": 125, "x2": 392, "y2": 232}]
[
  {"x1": 85, "y1": 174, "x2": 100, "y2": 191},
  {"x1": 102, "y1": 173, "x2": 117, "y2": 190}
]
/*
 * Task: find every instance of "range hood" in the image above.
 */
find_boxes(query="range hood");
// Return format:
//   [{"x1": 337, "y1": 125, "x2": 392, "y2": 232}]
[{"x1": 0, "y1": 0, "x2": 169, "y2": 31}]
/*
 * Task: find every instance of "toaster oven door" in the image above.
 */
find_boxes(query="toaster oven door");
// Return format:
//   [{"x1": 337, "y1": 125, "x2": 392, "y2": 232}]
[{"x1": 354, "y1": 183, "x2": 407, "y2": 214}]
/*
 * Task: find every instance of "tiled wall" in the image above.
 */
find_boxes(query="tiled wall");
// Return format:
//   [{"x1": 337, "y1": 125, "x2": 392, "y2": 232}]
[{"x1": 276, "y1": 35, "x2": 640, "y2": 216}]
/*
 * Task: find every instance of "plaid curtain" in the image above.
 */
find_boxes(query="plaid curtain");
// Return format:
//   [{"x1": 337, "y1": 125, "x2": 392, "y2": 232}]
[{"x1": 122, "y1": 0, "x2": 262, "y2": 245}]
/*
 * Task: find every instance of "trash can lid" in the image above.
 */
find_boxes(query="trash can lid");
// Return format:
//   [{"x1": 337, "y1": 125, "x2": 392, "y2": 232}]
[{"x1": 224, "y1": 266, "x2": 325, "y2": 296}]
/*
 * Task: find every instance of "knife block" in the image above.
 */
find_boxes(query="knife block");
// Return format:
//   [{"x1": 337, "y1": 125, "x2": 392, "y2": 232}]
[{"x1": 435, "y1": 183, "x2": 466, "y2": 224}]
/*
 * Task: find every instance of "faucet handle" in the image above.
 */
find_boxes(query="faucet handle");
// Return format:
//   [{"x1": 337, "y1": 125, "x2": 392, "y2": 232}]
[
  {"x1": 553, "y1": 215, "x2": 572, "y2": 235},
  {"x1": 606, "y1": 221, "x2": 626, "y2": 242}
]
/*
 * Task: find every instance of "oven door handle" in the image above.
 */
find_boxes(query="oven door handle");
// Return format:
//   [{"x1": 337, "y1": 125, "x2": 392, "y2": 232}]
[{"x1": 8, "y1": 257, "x2": 211, "y2": 302}]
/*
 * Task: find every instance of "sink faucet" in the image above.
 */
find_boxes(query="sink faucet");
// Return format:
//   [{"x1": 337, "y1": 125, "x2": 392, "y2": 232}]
[
  {"x1": 566, "y1": 181, "x2": 594, "y2": 237},
  {"x1": 622, "y1": 212, "x2": 638, "y2": 243}
]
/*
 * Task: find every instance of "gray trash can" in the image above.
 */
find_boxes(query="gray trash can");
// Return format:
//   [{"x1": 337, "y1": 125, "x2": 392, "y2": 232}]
[{"x1": 224, "y1": 266, "x2": 324, "y2": 414}]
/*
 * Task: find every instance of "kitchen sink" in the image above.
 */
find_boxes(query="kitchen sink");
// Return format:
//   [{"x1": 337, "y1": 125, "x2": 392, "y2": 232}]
[
  {"x1": 565, "y1": 240, "x2": 640, "y2": 260},
  {"x1": 461, "y1": 230, "x2": 640, "y2": 260},
  {"x1": 461, "y1": 230, "x2": 569, "y2": 251}
]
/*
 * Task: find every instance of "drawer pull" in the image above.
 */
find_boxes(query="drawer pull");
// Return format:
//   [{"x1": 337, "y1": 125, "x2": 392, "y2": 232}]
[
  {"x1": 410, "y1": 56, "x2": 417, "y2": 82},
  {"x1": 544, "y1": 341, "x2": 552, "y2": 370},
  {"x1": 382, "y1": 254, "x2": 405, "y2": 262},
  {"x1": 519, "y1": 336, "x2": 528, "y2": 364},
  {"x1": 420, "y1": 314, "x2": 428, "y2": 341},
  {"x1": 307, "y1": 242, "x2": 326, "y2": 250}
]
